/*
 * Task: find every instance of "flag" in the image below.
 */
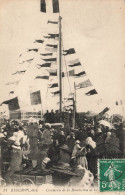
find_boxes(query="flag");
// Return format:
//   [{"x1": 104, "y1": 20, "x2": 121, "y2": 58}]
[
  {"x1": 2, "y1": 97, "x2": 20, "y2": 111},
  {"x1": 40, "y1": 0, "x2": 46, "y2": 12},
  {"x1": 63, "y1": 48, "x2": 75, "y2": 56},
  {"x1": 76, "y1": 79, "x2": 92, "y2": 89},
  {"x1": 69, "y1": 70, "x2": 75, "y2": 76},
  {"x1": 51, "y1": 90, "x2": 60, "y2": 95},
  {"x1": 48, "y1": 33, "x2": 59, "y2": 39},
  {"x1": 27, "y1": 49, "x2": 38, "y2": 52},
  {"x1": 42, "y1": 58, "x2": 57, "y2": 62},
  {"x1": 30, "y1": 90, "x2": 41, "y2": 105},
  {"x1": 116, "y1": 101, "x2": 118, "y2": 105},
  {"x1": 37, "y1": 63, "x2": 51, "y2": 68},
  {"x1": 68, "y1": 58, "x2": 79, "y2": 64},
  {"x1": 95, "y1": 107, "x2": 110, "y2": 121},
  {"x1": 9, "y1": 91, "x2": 14, "y2": 94},
  {"x1": 40, "y1": 53, "x2": 53, "y2": 56},
  {"x1": 45, "y1": 47, "x2": 57, "y2": 52},
  {"x1": 49, "y1": 70, "x2": 57, "y2": 76},
  {"x1": 46, "y1": 44, "x2": 58, "y2": 48},
  {"x1": 85, "y1": 89, "x2": 98, "y2": 96},
  {"x1": 35, "y1": 76, "x2": 49, "y2": 80},
  {"x1": 68, "y1": 62, "x2": 81, "y2": 67},
  {"x1": 74, "y1": 71, "x2": 86, "y2": 77},
  {"x1": 48, "y1": 20, "x2": 58, "y2": 24},
  {"x1": 6, "y1": 81, "x2": 19, "y2": 85},
  {"x1": 52, "y1": 0, "x2": 59, "y2": 13},
  {"x1": 34, "y1": 39, "x2": 44, "y2": 43},
  {"x1": 19, "y1": 58, "x2": 34, "y2": 64},
  {"x1": 12, "y1": 70, "x2": 26, "y2": 75},
  {"x1": 49, "y1": 83, "x2": 58, "y2": 88}
]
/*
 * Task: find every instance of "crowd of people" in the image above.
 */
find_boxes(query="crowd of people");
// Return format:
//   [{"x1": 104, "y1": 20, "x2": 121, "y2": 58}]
[{"x1": 0, "y1": 117, "x2": 123, "y2": 187}]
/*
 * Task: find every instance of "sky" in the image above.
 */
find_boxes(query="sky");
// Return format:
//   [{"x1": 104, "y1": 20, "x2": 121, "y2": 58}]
[{"x1": 0, "y1": 0, "x2": 125, "y2": 115}]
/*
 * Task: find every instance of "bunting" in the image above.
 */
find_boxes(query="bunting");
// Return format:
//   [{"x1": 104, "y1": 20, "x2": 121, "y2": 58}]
[
  {"x1": 51, "y1": 90, "x2": 60, "y2": 95},
  {"x1": 74, "y1": 71, "x2": 86, "y2": 77},
  {"x1": 68, "y1": 62, "x2": 81, "y2": 67},
  {"x1": 46, "y1": 44, "x2": 58, "y2": 48},
  {"x1": 40, "y1": 53, "x2": 53, "y2": 56},
  {"x1": 63, "y1": 48, "x2": 75, "y2": 56},
  {"x1": 85, "y1": 89, "x2": 98, "y2": 96},
  {"x1": 49, "y1": 83, "x2": 58, "y2": 88},
  {"x1": 76, "y1": 79, "x2": 92, "y2": 89},
  {"x1": 48, "y1": 20, "x2": 58, "y2": 24},
  {"x1": 34, "y1": 40, "x2": 44, "y2": 43},
  {"x1": 2, "y1": 97, "x2": 20, "y2": 111},
  {"x1": 37, "y1": 63, "x2": 51, "y2": 68},
  {"x1": 35, "y1": 76, "x2": 49, "y2": 80},
  {"x1": 42, "y1": 57, "x2": 57, "y2": 62},
  {"x1": 19, "y1": 58, "x2": 34, "y2": 64},
  {"x1": 95, "y1": 107, "x2": 110, "y2": 121},
  {"x1": 30, "y1": 90, "x2": 41, "y2": 105},
  {"x1": 12, "y1": 70, "x2": 26, "y2": 75},
  {"x1": 27, "y1": 49, "x2": 38, "y2": 52}
]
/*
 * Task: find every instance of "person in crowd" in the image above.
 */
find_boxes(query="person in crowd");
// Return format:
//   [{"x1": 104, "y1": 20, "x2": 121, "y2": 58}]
[
  {"x1": 42, "y1": 124, "x2": 53, "y2": 147},
  {"x1": 66, "y1": 132, "x2": 75, "y2": 154},
  {"x1": 27, "y1": 119, "x2": 39, "y2": 168},
  {"x1": 58, "y1": 144, "x2": 71, "y2": 164},
  {"x1": 47, "y1": 139, "x2": 60, "y2": 165},
  {"x1": 75, "y1": 147, "x2": 88, "y2": 169},
  {"x1": 72, "y1": 140, "x2": 81, "y2": 159},
  {"x1": 4, "y1": 132, "x2": 30, "y2": 184},
  {"x1": 58, "y1": 130, "x2": 66, "y2": 146}
]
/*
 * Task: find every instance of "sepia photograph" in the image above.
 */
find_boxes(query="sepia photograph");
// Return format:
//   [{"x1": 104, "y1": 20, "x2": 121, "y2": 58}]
[{"x1": 0, "y1": 0, "x2": 125, "y2": 193}]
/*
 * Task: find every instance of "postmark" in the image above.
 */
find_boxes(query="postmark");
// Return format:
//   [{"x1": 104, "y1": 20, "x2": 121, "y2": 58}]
[{"x1": 98, "y1": 159, "x2": 125, "y2": 192}]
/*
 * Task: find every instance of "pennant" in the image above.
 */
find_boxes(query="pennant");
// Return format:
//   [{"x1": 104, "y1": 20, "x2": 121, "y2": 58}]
[
  {"x1": 50, "y1": 71, "x2": 57, "y2": 76},
  {"x1": 34, "y1": 39, "x2": 44, "y2": 43},
  {"x1": 48, "y1": 20, "x2": 58, "y2": 24},
  {"x1": 9, "y1": 91, "x2": 14, "y2": 94},
  {"x1": 68, "y1": 62, "x2": 81, "y2": 67},
  {"x1": 85, "y1": 89, "x2": 98, "y2": 96},
  {"x1": 52, "y1": 0, "x2": 59, "y2": 13},
  {"x1": 74, "y1": 71, "x2": 86, "y2": 77},
  {"x1": 44, "y1": 35, "x2": 51, "y2": 39},
  {"x1": 37, "y1": 63, "x2": 51, "y2": 68},
  {"x1": 19, "y1": 58, "x2": 34, "y2": 64},
  {"x1": 35, "y1": 76, "x2": 49, "y2": 80},
  {"x1": 51, "y1": 90, "x2": 60, "y2": 95},
  {"x1": 2, "y1": 97, "x2": 20, "y2": 111},
  {"x1": 76, "y1": 79, "x2": 92, "y2": 89},
  {"x1": 48, "y1": 33, "x2": 59, "y2": 39},
  {"x1": 64, "y1": 97, "x2": 74, "y2": 101},
  {"x1": 46, "y1": 44, "x2": 58, "y2": 48},
  {"x1": 63, "y1": 48, "x2": 75, "y2": 56},
  {"x1": 40, "y1": 0, "x2": 46, "y2": 12},
  {"x1": 40, "y1": 53, "x2": 53, "y2": 56},
  {"x1": 27, "y1": 49, "x2": 38, "y2": 52},
  {"x1": 42, "y1": 58, "x2": 57, "y2": 62},
  {"x1": 49, "y1": 83, "x2": 58, "y2": 88},
  {"x1": 30, "y1": 90, "x2": 41, "y2": 105},
  {"x1": 12, "y1": 70, "x2": 26, "y2": 75}
]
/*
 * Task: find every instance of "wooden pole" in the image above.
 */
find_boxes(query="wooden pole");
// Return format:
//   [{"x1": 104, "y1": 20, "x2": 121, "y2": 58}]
[{"x1": 59, "y1": 16, "x2": 62, "y2": 122}]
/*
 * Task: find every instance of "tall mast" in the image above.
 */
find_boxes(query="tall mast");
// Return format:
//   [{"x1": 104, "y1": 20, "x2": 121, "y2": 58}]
[
  {"x1": 59, "y1": 16, "x2": 62, "y2": 121},
  {"x1": 73, "y1": 82, "x2": 76, "y2": 129}
]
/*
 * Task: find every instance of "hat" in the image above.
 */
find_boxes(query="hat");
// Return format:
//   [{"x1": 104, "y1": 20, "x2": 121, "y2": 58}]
[
  {"x1": 43, "y1": 157, "x2": 51, "y2": 164},
  {"x1": 75, "y1": 140, "x2": 80, "y2": 144}
]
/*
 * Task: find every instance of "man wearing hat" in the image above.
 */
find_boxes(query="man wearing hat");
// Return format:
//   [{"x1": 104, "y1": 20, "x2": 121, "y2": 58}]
[{"x1": 59, "y1": 144, "x2": 71, "y2": 164}]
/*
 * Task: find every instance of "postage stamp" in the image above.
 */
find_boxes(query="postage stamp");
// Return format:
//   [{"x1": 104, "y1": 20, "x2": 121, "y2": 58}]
[{"x1": 98, "y1": 159, "x2": 125, "y2": 192}]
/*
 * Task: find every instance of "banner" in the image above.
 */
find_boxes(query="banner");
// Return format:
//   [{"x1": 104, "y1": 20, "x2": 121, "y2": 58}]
[{"x1": 2, "y1": 97, "x2": 20, "y2": 111}]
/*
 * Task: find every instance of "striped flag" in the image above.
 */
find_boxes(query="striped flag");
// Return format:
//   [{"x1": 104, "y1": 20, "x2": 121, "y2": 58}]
[
  {"x1": 48, "y1": 20, "x2": 58, "y2": 24},
  {"x1": 37, "y1": 63, "x2": 51, "y2": 68},
  {"x1": 85, "y1": 89, "x2": 98, "y2": 96},
  {"x1": 74, "y1": 71, "x2": 86, "y2": 77}
]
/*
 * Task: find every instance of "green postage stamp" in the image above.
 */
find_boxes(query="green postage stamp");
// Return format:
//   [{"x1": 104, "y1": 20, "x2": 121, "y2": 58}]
[{"x1": 98, "y1": 159, "x2": 125, "y2": 192}]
